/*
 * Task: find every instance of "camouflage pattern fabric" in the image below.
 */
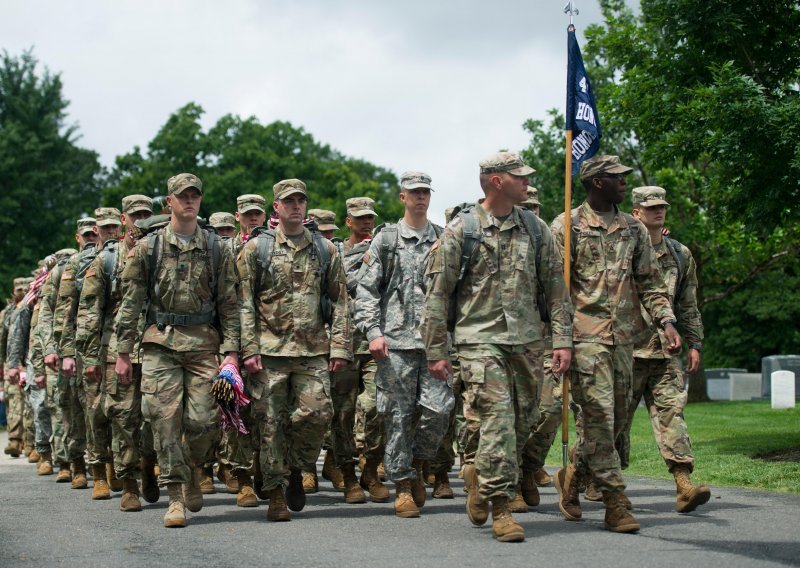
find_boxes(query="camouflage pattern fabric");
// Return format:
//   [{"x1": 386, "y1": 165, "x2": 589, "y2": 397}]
[
  {"x1": 44, "y1": 367, "x2": 68, "y2": 466},
  {"x1": 521, "y1": 348, "x2": 563, "y2": 472},
  {"x1": 354, "y1": 364, "x2": 384, "y2": 461}
]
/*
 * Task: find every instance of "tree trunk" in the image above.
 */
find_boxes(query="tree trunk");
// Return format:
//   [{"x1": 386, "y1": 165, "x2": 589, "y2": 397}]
[{"x1": 688, "y1": 356, "x2": 710, "y2": 403}]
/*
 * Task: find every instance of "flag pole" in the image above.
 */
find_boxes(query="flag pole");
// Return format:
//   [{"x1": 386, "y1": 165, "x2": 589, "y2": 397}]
[{"x1": 562, "y1": 125, "x2": 572, "y2": 469}]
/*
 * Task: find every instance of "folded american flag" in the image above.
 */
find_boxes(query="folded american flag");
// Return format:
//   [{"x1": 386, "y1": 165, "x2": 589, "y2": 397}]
[{"x1": 211, "y1": 363, "x2": 251, "y2": 434}]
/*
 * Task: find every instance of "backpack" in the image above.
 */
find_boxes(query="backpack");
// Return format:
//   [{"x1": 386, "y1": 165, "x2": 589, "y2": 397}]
[
  {"x1": 99, "y1": 240, "x2": 120, "y2": 309},
  {"x1": 250, "y1": 222, "x2": 334, "y2": 326},
  {"x1": 372, "y1": 222, "x2": 443, "y2": 293},
  {"x1": 446, "y1": 204, "x2": 548, "y2": 331},
  {"x1": 663, "y1": 237, "x2": 687, "y2": 322},
  {"x1": 68, "y1": 243, "x2": 100, "y2": 326}
]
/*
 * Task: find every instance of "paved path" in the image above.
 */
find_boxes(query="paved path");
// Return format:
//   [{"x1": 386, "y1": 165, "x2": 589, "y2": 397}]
[{"x1": 1, "y1": 431, "x2": 798, "y2": 567}]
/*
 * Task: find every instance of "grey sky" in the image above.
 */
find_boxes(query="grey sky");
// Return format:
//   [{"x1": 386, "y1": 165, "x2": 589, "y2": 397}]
[{"x1": 2, "y1": 0, "x2": 606, "y2": 223}]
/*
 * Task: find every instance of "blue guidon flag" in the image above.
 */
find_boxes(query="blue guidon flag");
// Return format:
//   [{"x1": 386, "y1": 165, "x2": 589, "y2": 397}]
[{"x1": 566, "y1": 27, "x2": 602, "y2": 175}]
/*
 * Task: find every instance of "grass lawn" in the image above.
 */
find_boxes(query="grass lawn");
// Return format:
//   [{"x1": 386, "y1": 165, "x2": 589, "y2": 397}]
[{"x1": 545, "y1": 401, "x2": 800, "y2": 494}]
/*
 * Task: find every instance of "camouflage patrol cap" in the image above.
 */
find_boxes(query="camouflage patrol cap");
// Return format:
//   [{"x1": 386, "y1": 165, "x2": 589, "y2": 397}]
[
  {"x1": 122, "y1": 194, "x2": 153, "y2": 214},
  {"x1": 522, "y1": 186, "x2": 541, "y2": 206},
  {"x1": 632, "y1": 186, "x2": 669, "y2": 207},
  {"x1": 579, "y1": 155, "x2": 633, "y2": 182},
  {"x1": 273, "y1": 179, "x2": 307, "y2": 201},
  {"x1": 400, "y1": 171, "x2": 433, "y2": 191},
  {"x1": 346, "y1": 197, "x2": 377, "y2": 218},
  {"x1": 308, "y1": 209, "x2": 339, "y2": 231},
  {"x1": 167, "y1": 173, "x2": 203, "y2": 195},
  {"x1": 237, "y1": 194, "x2": 266, "y2": 214},
  {"x1": 479, "y1": 152, "x2": 535, "y2": 176},
  {"x1": 209, "y1": 212, "x2": 236, "y2": 229},
  {"x1": 13, "y1": 277, "x2": 32, "y2": 290},
  {"x1": 54, "y1": 248, "x2": 78, "y2": 261},
  {"x1": 76, "y1": 217, "x2": 96, "y2": 235},
  {"x1": 94, "y1": 207, "x2": 122, "y2": 227}
]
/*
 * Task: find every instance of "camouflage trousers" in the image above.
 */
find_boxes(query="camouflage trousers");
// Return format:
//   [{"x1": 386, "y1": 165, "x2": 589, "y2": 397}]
[
  {"x1": 23, "y1": 389, "x2": 34, "y2": 449},
  {"x1": 521, "y1": 352, "x2": 563, "y2": 472},
  {"x1": 331, "y1": 354, "x2": 381, "y2": 467},
  {"x1": 3, "y1": 380, "x2": 23, "y2": 443},
  {"x1": 354, "y1": 362, "x2": 385, "y2": 461},
  {"x1": 57, "y1": 369, "x2": 87, "y2": 462},
  {"x1": 617, "y1": 356, "x2": 694, "y2": 473},
  {"x1": 458, "y1": 342, "x2": 543, "y2": 500},
  {"x1": 430, "y1": 360, "x2": 475, "y2": 474},
  {"x1": 141, "y1": 346, "x2": 220, "y2": 485},
  {"x1": 376, "y1": 349, "x2": 454, "y2": 482},
  {"x1": 217, "y1": 402, "x2": 254, "y2": 474},
  {"x1": 44, "y1": 367, "x2": 68, "y2": 466},
  {"x1": 250, "y1": 355, "x2": 332, "y2": 491},
  {"x1": 26, "y1": 382, "x2": 52, "y2": 454},
  {"x1": 102, "y1": 362, "x2": 156, "y2": 479},
  {"x1": 570, "y1": 342, "x2": 633, "y2": 493},
  {"x1": 84, "y1": 369, "x2": 112, "y2": 466}
]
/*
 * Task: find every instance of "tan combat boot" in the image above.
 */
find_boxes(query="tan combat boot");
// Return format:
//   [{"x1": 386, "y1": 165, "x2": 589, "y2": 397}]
[
  {"x1": 521, "y1": 470, "x2": 540, "y2": 506},
  {"x1": 302, "y1": 470, "x2": 319, "y2": 494},
  {"x1": 602, "y1": 491, "x2": 640, "y2": 533},
  {"x1": 508, "y1": 483, "x2": 529, "y2": 513},
  {"x1": 55, "y1": 463, "x2": 71, "y2": 483},
  {"x1": 199, "y1": 465, "x2": 216, "y2": 494},
  {"x1": 394, "y1": 479, "x2": 420, "y2": 518},
  {"x1": 342, "y1": 462, "x2": 367, "y2": 504},
  {"x1": 673, "y1": 465, "x2": 711, "y2": 513},
  {"x1": 37, "y1": 451, "x2": 54, "y2": 476},
  {"x1": 322, "y1": 450, "x2": 344, "y2": 491},
  {"x1": 141, "y1": 458, "x2": 160, "y2": 503},
  {"x1": 360, "y1": 458, "x2": 390, "y2": 503},
  {"x1": 107, "y1": 462, "x2": 123, "y2": 492},
  {"x1": 236, "y1": 471, "x2": 259, "y2": 508},
  {"x1": 422, "y1": 460, "x2": 435, "y2": 486},
  {"x1": 183, "y1": 466, "x2": 204, "y2": 512},
  {"x1": 584, "y1": 479, "x2": 603, "y2": 501},
  {"x1": 4, "y1": 439, "x2": 21, "y2": 457},
  {"x1": 218, "y1": 463, "x2": 239, "y2": 494},
  {"x1": 120, "y1": 478, "x2": 142, "y2": 512},
  {"x1": 554, "y1": 464, "x2": 582, "y2": 521},
  {"x1": 72, "y1": 457, "x2": 88, "y2": 489},
  {"x1": 432, "y1": 470, "x2": 454, "y2": 499},
  {"x1": 463, "y1": 464, "x2": 489, "y2": 526},
  {"x1": 91, "y1": 464, "x2": 111, "y2": 500},
  {"x1": 266, "y1": 487, "x2": 291, "y2": 522},
  {"x1": 377, "y1": 461, "x2": 387, "y2": 481},
  {"x1": 491, "y1": 496, "x2": 525, "y2": 542},
  {"x1": 28, "y1": 449, "x2": 40, "y2": 464},
  {"x1": 410, "y1": 459, "x2": 427, "y2": 508},
  {"x1": 534, "y1": 468, "x2": 552, "y2": 486},
  {"x1": 164, "y1": 483, "x2": 186, "y2": 528},
  {"x1": 23, "y1": 442, "x2": 32, "y2": 457}
]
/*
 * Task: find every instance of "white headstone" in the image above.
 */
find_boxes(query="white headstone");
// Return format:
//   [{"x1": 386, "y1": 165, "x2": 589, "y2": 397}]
[
  {"x1": 729, "y1": 373, "x2": 762, "y2": 401},
  {"x1": 771, "y1": 370, "x2": 796, "y2": 409}
]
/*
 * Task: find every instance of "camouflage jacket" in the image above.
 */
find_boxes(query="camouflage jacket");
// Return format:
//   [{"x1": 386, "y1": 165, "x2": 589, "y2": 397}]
[
  {"x1": 237, "y1": 227, "x2": 352, "y2": 361},
  {"x1": 7, "y1": 302, "x2": 32, "y2": 369},
  {"x1": 634, "y1": 238, "x2": 703, "y2": 359},
  {"x1": 422, "y1": 202, "x2": 573, "y2": 360},
  {"x1": 354, "y1": 220, "x2": 441, "y2": 351},
  {"x1": 56, "y1": 245, "x2": 100, "y2": 358},
  {"x1": 116, "y1": 224, "x2": 240, "y2": 355},
  {"x1": 551, "y1": 201, "x2": 675, "y2": 346},
  {"x1": 0, "y1": 302, "x2": 13, "y2": 368},
  {"x1": 339, "y1": 239, "x2": 371, "y2": 356}
]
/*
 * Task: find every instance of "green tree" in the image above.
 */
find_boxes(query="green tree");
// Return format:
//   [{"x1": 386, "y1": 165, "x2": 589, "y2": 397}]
[{"x1": 0, "y1": 50, "x2": 102, "y2": 293}]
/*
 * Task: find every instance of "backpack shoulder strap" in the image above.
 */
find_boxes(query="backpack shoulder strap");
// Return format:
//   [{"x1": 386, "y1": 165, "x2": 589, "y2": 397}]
[
  {"x1": 253, "y1": 229, "x2": 276, "y2": 295},
  {"x1": 518, "y1": 208, "x2": 544, "y2": 277},
  {"x1": 457, "y1": 206, "x2": 482, "y2": 282},
  {"x1": 375, "y1": 223, "x2": 399, "y2": 290}
]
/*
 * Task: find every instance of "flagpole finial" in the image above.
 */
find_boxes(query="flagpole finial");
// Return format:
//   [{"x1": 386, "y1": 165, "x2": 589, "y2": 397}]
[{"x1": 564, "y1": 1, "x2": 579, "y2": 27}]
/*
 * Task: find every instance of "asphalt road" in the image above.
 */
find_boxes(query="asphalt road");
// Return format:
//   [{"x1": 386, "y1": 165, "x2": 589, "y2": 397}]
[{"x1": 1, "y1": 430, "x2": 798, "y2": 568}]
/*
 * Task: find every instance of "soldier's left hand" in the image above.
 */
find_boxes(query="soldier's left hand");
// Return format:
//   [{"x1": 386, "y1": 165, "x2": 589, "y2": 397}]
[
  {"x1": 34, "y1": 375, "x2": 46, "y2": 388},
  {"x1": 6, "y1": 367, "x2": 19, "y2": 385},
  {"x1": 328, "y1": 358, "x2": 347, "y2": 373},
  {"x1": 220, "y1": 352, "x2": 239, "y2": 371},
  {"x1": 664, "y1": 323, "x2": 682, "y2": 354},
  {"x1": 427, "y1": 359, "x2": 452, "y2": 381},
  {"x1": 551, "y1": 348, "x2": 573, "y2": 374},
  {"x1": 687, "y1": 347, "x2": 701, "y2": 373},
  {"x1": 61, "y1": 356, "x2": 77, "y2": 377},
  {"x1": 86, "y1": 365, "x2": 103, "y2": 384}
]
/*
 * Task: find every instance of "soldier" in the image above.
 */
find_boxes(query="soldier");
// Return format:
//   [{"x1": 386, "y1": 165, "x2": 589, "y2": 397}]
[
  {"x1": 1, "y1": 277, "x2": 33, "y2": 457},
  {"x1": 523, "y1": 186, "x2": 541, "y2": 216},
  {"x1": 238, "y1": 178, "x2": 351, "y2": 522},
  {"x1": 550, "y1": 155, "x2": 681, "y2": 533},
  {"x1": 235, "y1": 194, "x2": 267, "y2": 250},
  {"x1": 354, "y1": 171, "x2": 454, "y2": 519},
  {"x1": 620, "y1": 186, "x2": 709, "y2": 513},
  {"x1": 422, "y1": 152, "x2": 573, "y2": 542},
  {"x1": 115, "y1": 173, "x2": 241, "y2": 528},
  {"x1": 209, "y1": 212, "x2": 237, "y2": 239},
  {"x1": 308, "y1": 209, "x2": 339, "y2": 240}
]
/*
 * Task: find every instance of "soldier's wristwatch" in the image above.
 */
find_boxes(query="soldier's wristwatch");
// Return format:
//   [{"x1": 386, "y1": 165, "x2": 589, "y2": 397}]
[{"x1": 690, "y1": 343, "x2": 702, "y2": 352}]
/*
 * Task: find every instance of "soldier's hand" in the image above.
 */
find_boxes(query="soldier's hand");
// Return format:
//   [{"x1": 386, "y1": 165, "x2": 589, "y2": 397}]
[
  {"x1": 244, "y1": 355, "x2": 263, "y2": 375},
  {"x1": 551, "y1": 348, "x2": 573, "y2": 374},
  {"x1": 34, "y1": 375, "x2": 46, "y2": 388},
  {"x1": 221, "y1": 352, "x2": 239, "y2": 371},
  {"x1": 664, "y1": 323, "x2": 682, "y2": 354},
  {"x1": 687, "y1": 347, "x2": 701, "y2": 373},
  {"x1": 328, "y1": 358, "x2": 347, "y2": 373},
  {"x1": 115, "y1": 354, "x2": 132, "y2": 385},
  {"x1": 368, "y1": 337, "x2": 389, "y2": 361},
  {"x1": 6, "y1": 367, "x2": 19, "y2": 385},
  {"x1": 44, "y1": 353, "x2": 59, "y2": 371},
  {"x1": 61, "y1": 356, "x2": 77, "y2": 377},
  {"x1": 428, "y1": 359, "x2": 452, "y2": 381},
  {"x1": 86, "y1": 365, "x2": 103, "y2": 384}
]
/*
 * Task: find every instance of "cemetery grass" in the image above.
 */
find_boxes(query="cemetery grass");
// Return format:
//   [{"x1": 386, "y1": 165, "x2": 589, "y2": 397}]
[{"x1": 545, "y1": 401, "x2": 800, "y2": 494}]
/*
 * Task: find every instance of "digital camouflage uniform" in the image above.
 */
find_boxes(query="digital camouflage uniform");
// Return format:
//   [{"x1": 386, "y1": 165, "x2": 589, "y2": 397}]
[
  {"x1": 551, "y1": 200, "x2": 674, "y2": 493},
  {"x1": 356, "y1": 217, "x2": 454, "y2": 483},
  {"x1": 1, "y1": 295, "x2": 25, "y2": 451},
  {"x1": 423, "y1": 200, "x2": 572, "y2": 500},
  {"x1": 238, "y1": 212, "x2": 352, "y2": 492},
  {"x1": 116, "y1": 222, "x2": 241, "y2": 485}
]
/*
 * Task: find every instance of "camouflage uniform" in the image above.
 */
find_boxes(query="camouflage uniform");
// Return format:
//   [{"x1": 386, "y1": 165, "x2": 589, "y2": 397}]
[
  {"x1": 1, "y1": 294, "x2": 25, "y2": 451},
  {"x1": 423, "y1": 193, "x2": 573, "y2": 499},
  {"x1": 238, "y1": 181, "x2": 351, "y2": 492},
  {"x1": 355, "y1": 211, "x2": 454, "y2": 483}
]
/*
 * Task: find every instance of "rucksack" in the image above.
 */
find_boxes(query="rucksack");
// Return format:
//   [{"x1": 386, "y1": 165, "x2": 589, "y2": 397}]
[
  {"x1": 663, "y1": 237, "x2": 687, "y2": 322},
  {"x1": 372, "y1": 222, "x2": 443, "y2": 293},
  {"x1": 68, "y1": 243, "x2": 100, "y2": 326},
  {"x1": 446, "y1": 204, "x2": 548, "y2": 331},
  {"x1": 99, "y1": 240, "x2": 120, "y2": 309},
  {"x1": 250, "y1": 222, "x2": 334, "y2": 326}
]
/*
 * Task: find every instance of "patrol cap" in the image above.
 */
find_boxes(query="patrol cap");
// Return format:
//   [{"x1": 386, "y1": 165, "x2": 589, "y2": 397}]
[
  {"x1": 122, "y1": 194, "x2": 154, "y2": 214},
  {"x1": 94, "y1": 207, "x2": 122, "y2": 227},
  {"x1": 167, "y1": 173, "x2": 203, "y2": 196},
  {"x1": 237, "y1": 194, "x2": 266, "y2": 214},
  {"x1": 346, "y1": 197, "x2": 377, "y2": 218},
  {"x1": 273, "y1": 179, "x2": 307, "y2": 201},
  {"x1": 13, "y1": 277, "x2": 31, "y2": 290},
  {"x1": 479, "y1": 151, "x2": 535, "y2": 176},
  {"x1": 54, "y1": 248, "x2": 78, "y2": 261},
  {"x1": 308, "y1": 209, "x2": 339, "y2": 231},
  {"x1": 209, "y1": 212, "x2": 236, "y2": 229},
  {"x1": 579, "y1": 154, "x2": 633, "y2": 182},
  {"x1": 523, "y1": 186, "x2": 541, "y2": 206},
  {"x1": 76, "y1": 217, "x2": 96, "y2": 235},
  {"x1": 400, "y1": 171, "x2": 433, "y2": 191},
  {"x1": 632, "y1": 186, "x2": 670, "y2": 207}
]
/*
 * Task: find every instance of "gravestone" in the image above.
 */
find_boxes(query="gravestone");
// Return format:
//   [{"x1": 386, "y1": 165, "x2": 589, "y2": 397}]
[
  {"x1": 761, "y1": 355, "x2": 800, "y2": 400},
  {"x1": 771, "y1": 370, "x2": 796, "y2": 409},
  {"x1": 706, "y1": 368, "x2": 748, "y2": 401},
  {"x1": 729, "y1": 373, "x2": 762, "y2": 401}
]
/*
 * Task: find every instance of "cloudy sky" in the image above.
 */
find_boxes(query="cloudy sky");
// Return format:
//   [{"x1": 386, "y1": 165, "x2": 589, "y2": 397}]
[{"x1": 2, "y1": 0, "x2": 606, "y2": 223}]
